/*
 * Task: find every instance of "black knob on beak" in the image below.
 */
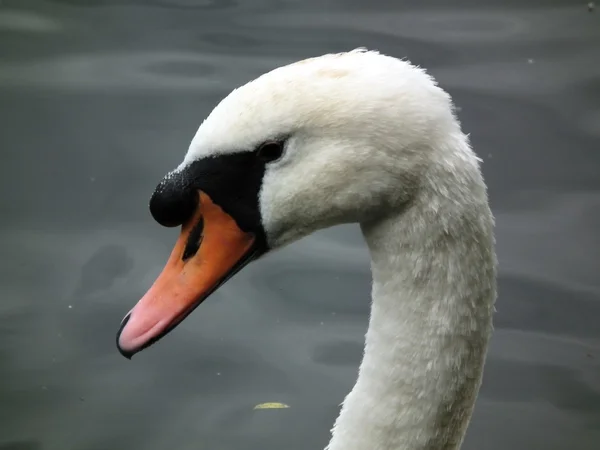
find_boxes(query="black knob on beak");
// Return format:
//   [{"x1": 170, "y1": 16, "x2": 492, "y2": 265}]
[{"x1": 149, "y1": 173, "x2": 198, "y2": 228}]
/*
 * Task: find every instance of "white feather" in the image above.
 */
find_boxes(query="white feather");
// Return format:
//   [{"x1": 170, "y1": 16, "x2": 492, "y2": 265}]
[{"x1": 178, "y1": 49, "x2": 497, "y2": 450}]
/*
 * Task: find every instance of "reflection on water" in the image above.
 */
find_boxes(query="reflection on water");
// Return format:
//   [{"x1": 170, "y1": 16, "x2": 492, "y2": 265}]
[{"x1": 0, "y1": 0, "x2": 599, "y2": 449}]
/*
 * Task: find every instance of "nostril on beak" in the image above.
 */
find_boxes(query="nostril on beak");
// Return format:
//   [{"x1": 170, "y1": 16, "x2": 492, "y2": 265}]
[{"x1": 149, "y1": 174, "x2": 198, "y2": 228}]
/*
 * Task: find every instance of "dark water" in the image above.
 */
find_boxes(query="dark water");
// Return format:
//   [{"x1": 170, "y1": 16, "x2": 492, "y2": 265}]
[{"x1": 1, "y1": 1, "x2": 599, "y2": 449}]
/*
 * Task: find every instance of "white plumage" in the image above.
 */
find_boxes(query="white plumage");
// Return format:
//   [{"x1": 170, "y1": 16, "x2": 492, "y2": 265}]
[{"x1": 177, "y1": 48, "x2": 497, "y2": 450}]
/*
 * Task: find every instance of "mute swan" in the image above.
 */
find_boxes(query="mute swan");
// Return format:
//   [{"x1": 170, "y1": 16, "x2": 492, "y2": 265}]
[{"x1": 116, "y1": 48, "x2": 497, "y2": 450}]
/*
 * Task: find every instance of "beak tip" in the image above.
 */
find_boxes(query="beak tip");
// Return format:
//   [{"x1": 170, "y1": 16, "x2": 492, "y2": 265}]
[
  {"x1": 117, "y1": 344, "x2": 134, "y2": 360},
  {"x1": 116, "y1": 313, "x2": 137, "y2": 360}
]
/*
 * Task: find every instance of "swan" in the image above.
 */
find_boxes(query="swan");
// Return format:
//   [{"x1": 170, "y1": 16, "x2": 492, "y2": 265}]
[{"x1": 116, "y1": 48, "x2": 497, "y2": 450}]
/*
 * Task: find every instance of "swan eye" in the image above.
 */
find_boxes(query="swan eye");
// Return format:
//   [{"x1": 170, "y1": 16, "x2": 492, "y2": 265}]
[{"x1": 256, "y1": 141, "x2": 284, "y2": 163}]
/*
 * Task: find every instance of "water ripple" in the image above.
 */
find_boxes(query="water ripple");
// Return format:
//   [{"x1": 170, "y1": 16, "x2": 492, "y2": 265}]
[
  {"x1": 0, "y1": 10, "x2": 62, "y2": 33},
  {"x1": 0, "y1": 51, "x2": 284, "y2": 91}
]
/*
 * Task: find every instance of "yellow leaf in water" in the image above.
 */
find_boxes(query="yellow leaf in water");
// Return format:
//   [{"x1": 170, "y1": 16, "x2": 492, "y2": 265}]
[{"x1": 253, "y1": 402, "x2": 290, "y2": 410}]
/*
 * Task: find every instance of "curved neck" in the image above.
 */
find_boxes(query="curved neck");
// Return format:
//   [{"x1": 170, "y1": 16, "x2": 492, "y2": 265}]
[{"x1": 326, "y1": 158, "x2": 497, "y2": 450}]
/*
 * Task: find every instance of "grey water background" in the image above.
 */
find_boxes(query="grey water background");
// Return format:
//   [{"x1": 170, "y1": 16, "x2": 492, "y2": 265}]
[{"x1": 0, "y1": 0, "x2": 599, "y2": 449}]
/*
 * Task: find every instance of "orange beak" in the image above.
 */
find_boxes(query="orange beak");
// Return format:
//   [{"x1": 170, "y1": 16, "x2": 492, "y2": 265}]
[{"x1": 116, "y1": 191, "x2": 259, "y2": 358}]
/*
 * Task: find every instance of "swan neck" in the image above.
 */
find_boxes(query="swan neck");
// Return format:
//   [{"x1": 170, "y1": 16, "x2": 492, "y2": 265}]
[{"x1": 326, "y1": 164, "x2": 496, "y2": 450}]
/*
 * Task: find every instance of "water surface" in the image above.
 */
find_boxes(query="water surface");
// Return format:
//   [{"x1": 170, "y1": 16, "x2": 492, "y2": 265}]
[{"x1": 0, "y1": 1, "x2": 599, "y2": 449}]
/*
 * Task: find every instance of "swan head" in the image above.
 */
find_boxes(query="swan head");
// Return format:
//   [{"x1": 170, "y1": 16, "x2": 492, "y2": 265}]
[{"x1": 116, "y1": 49, "x2": 465, "y2": 358}]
